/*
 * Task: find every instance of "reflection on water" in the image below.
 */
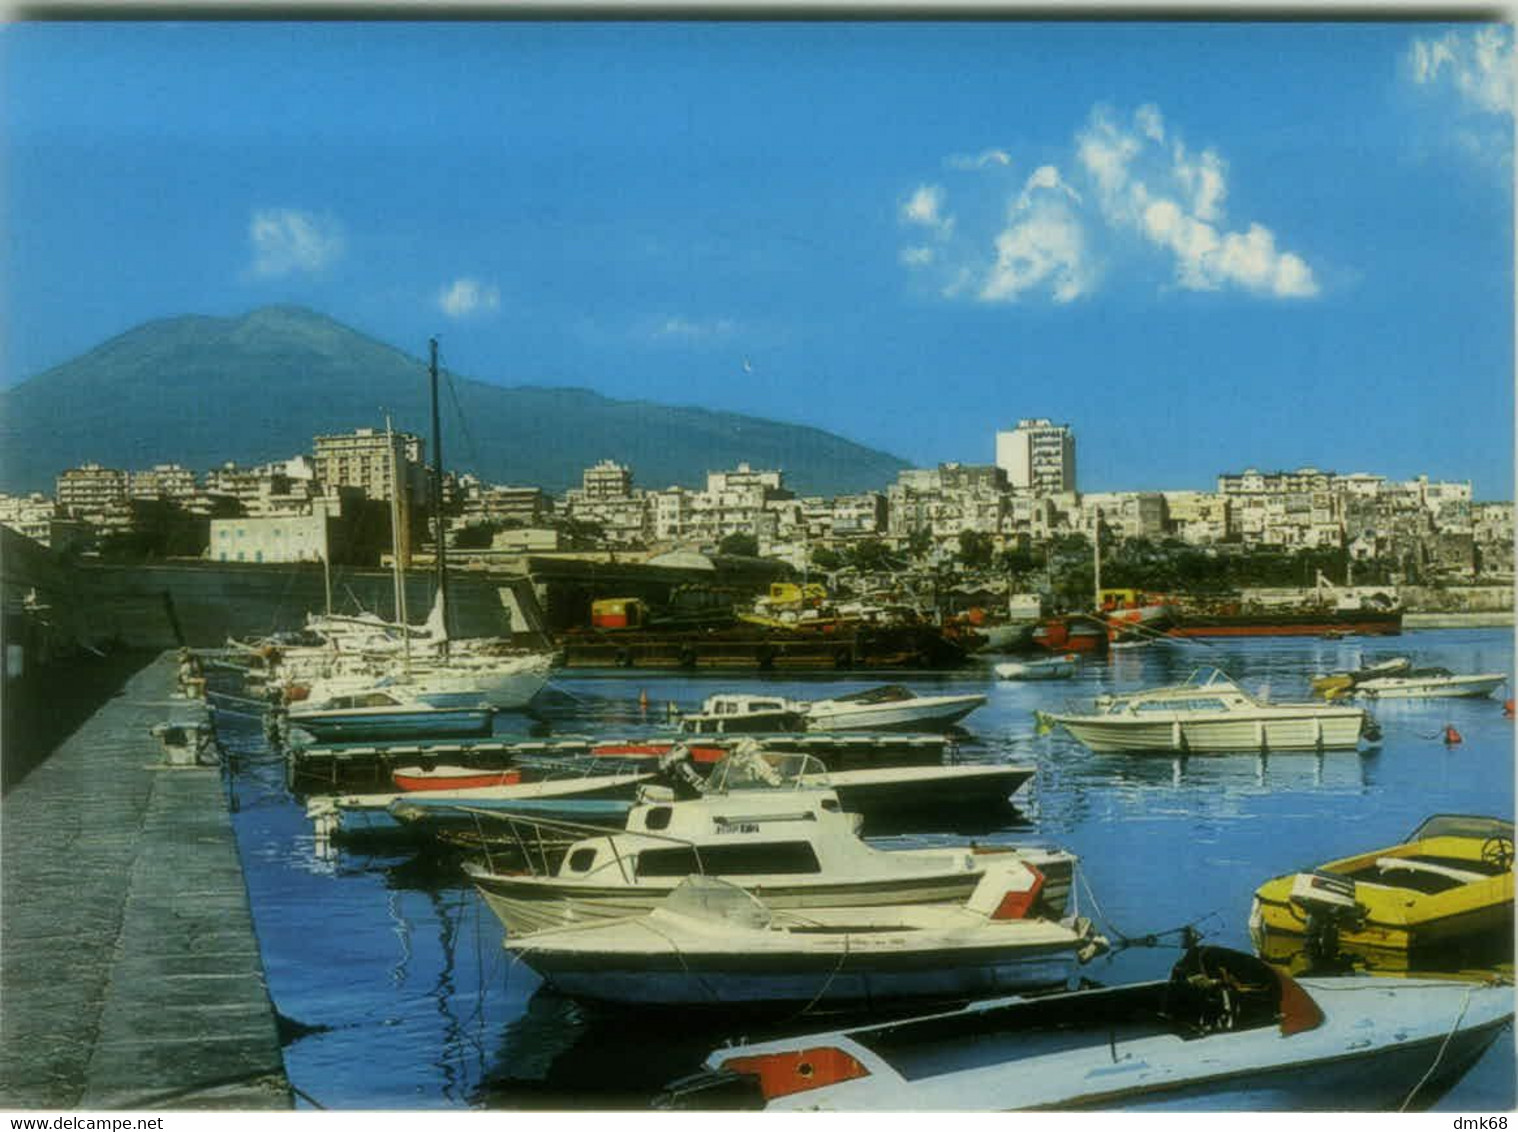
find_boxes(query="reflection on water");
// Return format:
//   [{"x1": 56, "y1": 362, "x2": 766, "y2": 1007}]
[{"x1": 220, "y1": 628, "x2": 1515, "y2": 1110}]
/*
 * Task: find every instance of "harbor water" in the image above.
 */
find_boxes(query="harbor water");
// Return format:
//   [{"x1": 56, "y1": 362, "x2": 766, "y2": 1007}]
[{"x1": 218, "y1": 627, "x2": 1516, "y2": 1111}]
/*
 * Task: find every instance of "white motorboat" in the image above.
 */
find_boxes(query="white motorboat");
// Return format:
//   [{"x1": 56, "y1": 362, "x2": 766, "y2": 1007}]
[
  {"x1": 1036, "y1": 667, "x2": 1373, "y2": 754},
  {"x1": 664, "y1": 946, "x2": 1513, "y2": 1111},
  {"x1": 285, "y1": 686, "x2": 495, "y2": 743},
  {"x1": 503, "y1": 865, "x2": 1107, "y2": 1011},
  {"x1": 305, "y1": 768, "x2": 655, "y2": 842},
  {"x1": 803, "y1": 685, "x2": 986, "y2": 731},
  {"x1": 465, "y1": 759, "x2": 1076, "y2": 936},
  {"x1": 680, "y1": 685, "x2": 985, "y2": 734},
  {"x1": 994, "y1": 655, "x2": 1077, "y2": 681},
  {"x1": 1310, "y1": 656, "x2": 1412, "y2": 699},
  {"x1": 1349, "y1": 667, "x2": 1507, "y2": 701}
]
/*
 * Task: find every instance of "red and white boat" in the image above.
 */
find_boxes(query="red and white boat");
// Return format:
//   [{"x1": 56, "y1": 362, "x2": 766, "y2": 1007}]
[
  {"x1": 589, "y1": 740, "x2": 731, "y2": 766},
  {"x1": 392, "y1": 765, "x2": 523, "y2": 791}
]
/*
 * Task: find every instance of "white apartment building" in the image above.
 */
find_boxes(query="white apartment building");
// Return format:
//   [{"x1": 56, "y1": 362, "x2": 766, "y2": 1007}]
[
  {"x1": 995, "y1": 419, "x2": 1076, "y2": 494},
  {"x1": 129, "y1": 464, "x2": 198, "y2": 500},
  {"x1": 312, "y1": 427, "x2": 427, "y2": 505},
  {"x1": 210, "y1": 512, "x2": 333, "y2": 564}
]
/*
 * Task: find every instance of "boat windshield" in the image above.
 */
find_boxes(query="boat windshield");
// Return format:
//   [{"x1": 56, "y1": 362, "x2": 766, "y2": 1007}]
[
  {"x1": 1408, "y1": 814, "x2": 1515, "y2": 842},
  {"x1": 828, "y1": 685, "x2": 914, "y2": 705},
  {"x1": 705, "y1": 743, "x2": 829, "y2": 793}
]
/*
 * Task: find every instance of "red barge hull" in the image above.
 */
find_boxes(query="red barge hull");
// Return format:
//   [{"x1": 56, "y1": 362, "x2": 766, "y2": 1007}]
[{"x1": 1167, "y1": 611, "x2": 1403, "y2": 638}]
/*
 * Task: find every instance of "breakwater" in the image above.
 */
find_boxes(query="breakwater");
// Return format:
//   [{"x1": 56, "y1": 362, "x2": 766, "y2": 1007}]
[{"x1": 0, "y1": 653, "x2": 289, "y2": 1110}]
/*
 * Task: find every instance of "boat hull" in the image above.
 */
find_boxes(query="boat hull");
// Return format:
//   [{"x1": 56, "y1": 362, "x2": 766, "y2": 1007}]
[
  {"x1": 1051, "y1": 710, "x2": 1367, "y2": 753},
  {"x1": 1356, "y1": 675, "x2": 1507, "y2": 700},
  {"x1": 514, "y1": 938, "x2": 1082, "y2": 1010},
  {"x1": 805, "y1": 695, "x2": 986, "y2": 732},
  {"x1": 473, "y1": 851, "x2": 1072, "y2": 937},
  {"x1": 700, "y1": 975, "x2": 1512, "y2": 1112},
  {"x1": 288, "y1": 708, "x2": 495, "y2": 742}
]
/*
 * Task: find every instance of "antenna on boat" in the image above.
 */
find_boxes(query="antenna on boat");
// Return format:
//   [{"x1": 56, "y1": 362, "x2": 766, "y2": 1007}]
[{"x1": 429, "y1": 337, "x2": 450, "y2": 657}]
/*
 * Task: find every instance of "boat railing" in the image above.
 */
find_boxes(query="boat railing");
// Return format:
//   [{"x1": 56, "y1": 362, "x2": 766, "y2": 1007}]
[{"x1": 466, "y1": 811, "x2": 723, "y2": 883}]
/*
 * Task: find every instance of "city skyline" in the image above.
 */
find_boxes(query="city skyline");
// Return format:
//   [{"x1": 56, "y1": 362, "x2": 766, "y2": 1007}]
[{"x1": 3, "y1": 21, "x2": 1512, "y2": 499}]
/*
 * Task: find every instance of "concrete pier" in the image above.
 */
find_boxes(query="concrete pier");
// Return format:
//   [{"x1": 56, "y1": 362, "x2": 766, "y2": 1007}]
[{"x1": 0, "y1": 652, "x2": 290, "y2": 1110}]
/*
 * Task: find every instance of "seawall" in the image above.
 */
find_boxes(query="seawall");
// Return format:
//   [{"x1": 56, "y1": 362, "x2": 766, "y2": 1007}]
[{"x1": 0, "y1": 652, "x2": 290, "y2": 1110}]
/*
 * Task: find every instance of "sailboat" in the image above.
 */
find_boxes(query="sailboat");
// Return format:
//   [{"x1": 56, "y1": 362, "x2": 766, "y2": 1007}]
[{"x1": 278, "y1": 341, "x2": 554, "y2": 715}]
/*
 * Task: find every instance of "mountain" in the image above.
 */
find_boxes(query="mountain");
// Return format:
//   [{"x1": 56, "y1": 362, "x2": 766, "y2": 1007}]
[{"x1": 0, "y1": 306, "x2": 909, "y2": 497}]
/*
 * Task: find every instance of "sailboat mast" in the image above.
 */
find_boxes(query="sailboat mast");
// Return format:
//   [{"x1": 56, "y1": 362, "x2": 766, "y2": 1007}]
[
  {"x1": 429, "y1": 337, "x2": 450, "y2": 656},
  {"x1": 385, "y1": 414, "x2": 411, "y2": 676}
]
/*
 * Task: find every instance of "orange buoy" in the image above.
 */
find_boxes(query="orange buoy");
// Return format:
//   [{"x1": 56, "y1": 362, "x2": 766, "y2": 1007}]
[
  {"x1": 1443, "y1": 724, "x2": 1463, "y2": 746},
  {"x1": 1504, "y1": 699, "x2": 1515, "y2": 719}
]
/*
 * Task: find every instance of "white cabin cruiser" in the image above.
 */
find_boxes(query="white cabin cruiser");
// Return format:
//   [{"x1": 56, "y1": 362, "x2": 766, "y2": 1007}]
[
  {"x1": 465, "y1": 751, "x2": 1075, "y2": 936},
  {"x1": 680, "y1": 685, "x2": 985, "y2": 734},
  {"x1": 1036, "y1": 667, "x2": 1374, "y2": 754}
]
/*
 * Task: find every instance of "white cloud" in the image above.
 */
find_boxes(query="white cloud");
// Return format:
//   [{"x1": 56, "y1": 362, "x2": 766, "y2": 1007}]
[
  {"x1": 1075, "y1": 105, "x2": 1318, "y2": 299},
  {"x1": 981, "y1": 169, "x2": 1095, "y2": 304},
  {"x1": 901, "y1": 184, "x2": 955, "y2": 236},
  {"x1": 438, "y1": 278, "x2": 501, "y2": 319},
  {"x1": 898, "y1": 101, "x2": 1320, "y2": 304},
  {"x1": 248, "y1": 209, "x2": 343, "y2": 278},
  {"x1": 946, "y1": 148, "x2": 1013, "y2": 171},
  {"x1": 1409, "y1": 26, "x2": 1514, "y2": 116},
  {"x1": 655, "y1": 316, "x2": 736, "y2": 340}
]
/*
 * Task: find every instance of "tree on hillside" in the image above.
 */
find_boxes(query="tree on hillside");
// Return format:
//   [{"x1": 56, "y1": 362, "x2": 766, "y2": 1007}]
[
  {"x1": 956, "y1": 530, "x2": 994, "y2": 570},
  {"x1": 810, "y1": 546, "x2": 844, "y2": 572},
  {"x1": 718, "y1": 532, "x2": 760, "y2": 557},
  {"x1": 847, "y1": 538, "x2": 899, "y2": 573}
]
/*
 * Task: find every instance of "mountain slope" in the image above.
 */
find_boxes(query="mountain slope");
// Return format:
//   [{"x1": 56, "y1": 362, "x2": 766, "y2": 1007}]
[{"x1": 0, "y1": 306, "x2": 908, "y2": 496}]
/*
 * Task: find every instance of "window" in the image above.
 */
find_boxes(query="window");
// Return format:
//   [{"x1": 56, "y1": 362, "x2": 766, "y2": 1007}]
[
  {"x1": 635, "y1": 840, "x2": 821, "y2": 878},
  {"x1": 567, "y1": 848, "x2": 597, "y2": 873}
]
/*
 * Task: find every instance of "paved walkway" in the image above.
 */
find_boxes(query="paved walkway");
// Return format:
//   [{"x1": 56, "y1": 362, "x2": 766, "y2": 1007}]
[{"x1": 1, "y1": 653, "x2": 289, "y2": 1109}]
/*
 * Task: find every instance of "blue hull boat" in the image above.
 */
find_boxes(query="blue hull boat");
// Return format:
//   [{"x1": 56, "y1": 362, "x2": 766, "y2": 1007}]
[{"x1": 663, "y1": 947, "x2": 1513, "y2": 1112}]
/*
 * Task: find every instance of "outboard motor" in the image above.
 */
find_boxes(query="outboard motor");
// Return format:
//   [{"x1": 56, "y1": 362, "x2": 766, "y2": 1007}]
[
  {"x1": 1288, "y1": 870, "x2": 1362, "y2": 966},
  {"x1": 654, "y1": 743, "x2": 708, "y2": 800}
]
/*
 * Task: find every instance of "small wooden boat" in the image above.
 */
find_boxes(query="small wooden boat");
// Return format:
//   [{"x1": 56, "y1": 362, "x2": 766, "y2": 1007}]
[
  {"x1": 994, "y1": 655, "x2": 1077, "y2": 681},
  {"x1": 392, "y1": 764, "x2": 522, "y2": 791},
  {"x1": 664, "y1": 946, "x2": 1513, "y2": 1111},
  {"x1": 1250, "y1": 814, "x2": 1515, "y2": 955},
  {"x1": 1036, "y1": 667, "x2": 1373, "y2": 754},
  {"x1": 503, "y1": 865, "x2": 1107, "y2": 1011}
]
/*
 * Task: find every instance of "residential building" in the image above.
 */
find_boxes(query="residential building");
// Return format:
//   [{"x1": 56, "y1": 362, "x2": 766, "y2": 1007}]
[
  {"x1": 312, "y1": 427, "x2": 428, "y2": 505},
  {"x1": 210, "y1": 512, "x2": 334, "y2": 564},
  {"x1": 995, "y1": 419, "x2": 1076, "y2": 494},
  {"x1": 56, "y1": 463, "x2": 128, "y2": 519}
]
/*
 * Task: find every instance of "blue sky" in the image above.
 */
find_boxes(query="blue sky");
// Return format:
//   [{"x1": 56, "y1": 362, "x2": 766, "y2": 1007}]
[{"x1": 3, "y1": 20, "x2": 1513, "y2": 498}]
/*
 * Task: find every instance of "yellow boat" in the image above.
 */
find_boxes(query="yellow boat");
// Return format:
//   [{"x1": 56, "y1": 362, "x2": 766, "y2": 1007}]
[{"x1": 1250, "y1": 815, "x2": 1515, "y2": 956}]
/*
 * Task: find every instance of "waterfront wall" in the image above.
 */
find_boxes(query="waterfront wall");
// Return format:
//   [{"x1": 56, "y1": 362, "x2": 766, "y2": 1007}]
[
  {"x1": 1240, "y1": 583, "x2": 1513, "y2": 614},
  {"x1": 68, "y1": 561, "x2": 549, "y2": 650}
]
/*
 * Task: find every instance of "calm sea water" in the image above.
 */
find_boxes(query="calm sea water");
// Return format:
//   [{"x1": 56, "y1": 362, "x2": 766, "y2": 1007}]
[{"x1": 217, "y1": 627, "x2": 1516, "y2": 1111}]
